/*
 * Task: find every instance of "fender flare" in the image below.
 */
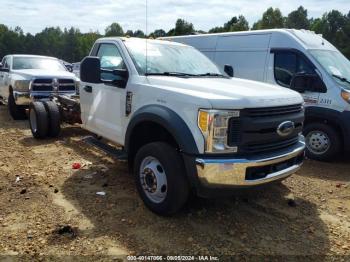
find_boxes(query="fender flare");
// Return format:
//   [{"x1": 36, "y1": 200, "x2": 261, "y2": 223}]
[{"x1": 125, "y1": 105, "x2": 199, "y2": 155}]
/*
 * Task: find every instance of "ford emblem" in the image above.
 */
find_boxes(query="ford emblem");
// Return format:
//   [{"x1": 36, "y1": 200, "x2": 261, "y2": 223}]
[{"x1": 277, "y1": 121, "x2": 295, "y2": 137}]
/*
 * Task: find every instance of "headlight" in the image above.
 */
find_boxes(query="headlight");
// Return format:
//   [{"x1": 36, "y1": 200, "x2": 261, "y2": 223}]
[
  {"x1": 198, "y1": 109, "x2": 239, "y2": 153},
  {"x1": 341, "y1": 90, "x2": 350, "y2": 104},
  {"x1": 15, "y1": 80, "x2": 31, "y2": 92}
]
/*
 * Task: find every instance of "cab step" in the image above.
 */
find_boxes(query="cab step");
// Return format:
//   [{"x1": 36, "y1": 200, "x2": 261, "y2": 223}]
[{"x1": 82, "y1": 136, "x2": 128, "y2": 160}]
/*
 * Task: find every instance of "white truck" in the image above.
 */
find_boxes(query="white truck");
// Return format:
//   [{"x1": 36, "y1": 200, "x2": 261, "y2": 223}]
[
  {"x1": 163, "y1": 29, "x2": 350, "y2": 161},
  {"x1": 0, "y1": 55, "x2": 79, "y2": 120},
  {"x1": 28, "y1": 37, "x2": 305, "y2": 215}
]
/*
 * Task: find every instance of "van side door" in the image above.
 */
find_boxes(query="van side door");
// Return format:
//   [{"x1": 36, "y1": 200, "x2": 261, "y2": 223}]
[
  {"x1": 80, "y1": 42, "x2": 128, "y2": 144},
  {"x1": 271, "y1": 49, "x2": 322, "y2": 105}
]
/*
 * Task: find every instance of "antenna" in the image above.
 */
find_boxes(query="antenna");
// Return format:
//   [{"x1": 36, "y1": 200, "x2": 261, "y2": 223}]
[{"x1": 145, "y1": 0, "x2": 148, "y2": 75}]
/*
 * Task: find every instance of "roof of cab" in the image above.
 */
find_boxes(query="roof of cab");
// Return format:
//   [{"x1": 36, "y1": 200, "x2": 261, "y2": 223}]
[
  {"x1": 96, "y1": 37, "x2": 188, "y2": 47},
  {"x1": 9, "y1": 54, "x2": 58, "y2": 59}
]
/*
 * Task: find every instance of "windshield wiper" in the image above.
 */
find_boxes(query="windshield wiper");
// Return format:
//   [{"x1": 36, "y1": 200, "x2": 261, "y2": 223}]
[
  {"x1": 196, "y1": 73, "x2": 228, "y2": 78},
  {"x1": 145, "y1": 72, "x2": 197, "y2": 77},
  {"x1": 332, "y1": 74, "x2": 350, "y2": 84}
]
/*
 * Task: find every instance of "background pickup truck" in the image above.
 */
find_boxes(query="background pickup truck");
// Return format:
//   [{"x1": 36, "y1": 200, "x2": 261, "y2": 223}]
[
  {"x1": 28, "y1": 37, "x2": 305, "y2": 215},
  {"x1": 0, "y1": 54, "x2": 79, "y2": 120}
]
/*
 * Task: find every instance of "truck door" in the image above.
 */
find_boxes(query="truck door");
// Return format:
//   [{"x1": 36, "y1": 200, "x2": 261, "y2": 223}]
[
  {"x1": 80, "y1": 43, "x2": 127, "y2": 144},
  {"x1": 0, "y1": 57, "x2": 10, "y2": 99},
  {"x1": 271, "y1": 50, "x2": 320, "y2": 105}
]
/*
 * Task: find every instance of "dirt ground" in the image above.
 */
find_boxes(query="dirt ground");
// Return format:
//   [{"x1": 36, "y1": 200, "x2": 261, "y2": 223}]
[{"x1": 0, "y1": 104, "x2": 349, "y2": 261}]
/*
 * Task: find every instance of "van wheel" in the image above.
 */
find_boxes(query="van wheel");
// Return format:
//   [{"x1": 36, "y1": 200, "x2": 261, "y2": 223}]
[
  {"x1": 304, "y1": 123, "x2": 341, "y2": 161},
  {"x1": 44, "y1": 101, "x2": 61, "y2": 137},
  {"x1": 8, "y1": 93, "x2": 27, "y2": 120},
  {"x1": 29, "y1": 102, "x2": 49, "y2": 139},
  {"x1": 134, "y1": 142, "x2": 190, "y2": 216}
]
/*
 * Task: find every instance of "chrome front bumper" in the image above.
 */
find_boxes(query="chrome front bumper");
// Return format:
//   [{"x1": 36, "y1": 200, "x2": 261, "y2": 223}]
[
  {"x1": 13, "y1": 91, "x2": 75, "y2": 105},
  {"x1": 195, "y1": 138, "x2": 305, "y2": 187}
]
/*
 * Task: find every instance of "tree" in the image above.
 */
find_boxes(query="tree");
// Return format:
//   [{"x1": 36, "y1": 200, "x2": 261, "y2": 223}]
[
  {"x1": 125, "y1": 30, "x2": 134, "y2": 37},
  {"x1": 133, "y1": 30, "x2": 145, "y2": 38},
  {"x1": 209, "y1": 15, "x2": 249, "y2": 33},
  {"x1": 286, "y1": 6, "x2": 310, "y2": 29},
  {"x1": 168, "y1": 19, "x2": 195, "y2": 36},
  {"x1": 105, "y1": 22, "x2": 124, "y2": 37},
  {"x1": 252, "y1": 7, "x2": 284, "y2": 30},
  {"x1": 149, "y1": 29, "x2": 166, "y2": 38}
]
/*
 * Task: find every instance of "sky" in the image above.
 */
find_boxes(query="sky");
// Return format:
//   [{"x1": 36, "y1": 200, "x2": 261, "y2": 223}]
[{"x1": 0, "y1": 0, "x2": 349, "y2": 34}]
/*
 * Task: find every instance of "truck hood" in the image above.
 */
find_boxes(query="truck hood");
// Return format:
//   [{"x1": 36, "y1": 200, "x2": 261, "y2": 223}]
[
  {"x1": 146, "y1": 76, "x2": 303, "y2": 109},
  {"x1": 11, "y1": 69, "x2": 76, "y2": 79}
]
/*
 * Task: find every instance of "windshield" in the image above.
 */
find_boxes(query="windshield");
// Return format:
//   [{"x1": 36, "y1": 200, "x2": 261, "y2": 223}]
[
  {"x1": 309, "y1": 50, "x2": 350, "y2": 90},
  {"x1": 124, "y1": 40, "x2": 222, "y2": 76},
  {"x1": 12, "y1": 57, "x2": 67, "y2": 71}
]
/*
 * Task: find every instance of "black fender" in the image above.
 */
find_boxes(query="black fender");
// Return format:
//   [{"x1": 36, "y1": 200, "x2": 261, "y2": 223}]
[
  {"x1": 125, "y1": 105, "x2": 199, "y2": 155},
  {"x1": 305, "y1": 106, "x2": 350, "y2": 149}
]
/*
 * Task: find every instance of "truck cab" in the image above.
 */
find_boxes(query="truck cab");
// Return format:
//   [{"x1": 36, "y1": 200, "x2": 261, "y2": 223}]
[
  {"x1": 163, "y1": 30, "x2": 350, "y2": 161},
  {"x1": 0, "y1": 54, "x2": 79, "y2": 120},
  {"x1": 29, "y1": 37, "x2": 305, "y2": 215}
]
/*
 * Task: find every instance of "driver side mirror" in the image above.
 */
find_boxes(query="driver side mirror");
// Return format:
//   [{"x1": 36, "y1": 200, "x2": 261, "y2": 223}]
[
  {"x1": 80, "y1": 56, "x2": 101, "y2": 83},
  {"x1": 80, "y1": 56, "x2": 129, "y2": 88},
  {"x1": 224, "y1": 64, "x2": 234, "y2": 77},
  {"x1": 290, "y1": 73, "x2": 327, "y2": 93}
]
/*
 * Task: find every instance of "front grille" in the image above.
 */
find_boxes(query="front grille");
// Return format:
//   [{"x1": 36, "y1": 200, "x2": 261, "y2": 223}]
[
  {"x1": 245, "y1": 104, "x2": 303, "y2": 117},
  {"x1": 31, "y1": 78, "x2": 76, "y2": 92},
  {"x1": 227, "y1": 104, "x2": 304, "y2": 155},
  {"x1": 58, "y1": 79, "x2": 75, "y2": 91},
  {"x1": 243, "y1": 136, "x2": 299, "y2": 154},
  {"x1": 32, "y1": 79, "x2": 53, "y2": 91}
]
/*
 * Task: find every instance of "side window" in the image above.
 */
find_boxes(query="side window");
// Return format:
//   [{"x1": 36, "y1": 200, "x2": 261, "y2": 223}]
[
  {"x1": 97, "y1": 44, "x2": 126, "y2": 81},
  {"x1": 274, "y1": 51, "x2": 315, "y2": 88},
  {"x1": 2, "y1": 57, "x2": 9, "y2": 69},
  {"x1": 274, "y1": 52, "x2": 297, "y2": 87}
]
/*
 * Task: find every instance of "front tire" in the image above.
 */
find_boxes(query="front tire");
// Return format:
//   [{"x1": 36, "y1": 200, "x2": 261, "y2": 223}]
[
  {"x1": 304, "y1": 122, "x2": 341, "y2": 161},
  {"x1": 8, "y1": 93, "x2": 27, "y2": 120},
  {"x1": 134, "y1": 142, "x2": 190, "y2": 215},
  {"x1": 29, "y1": 102, "x2": 49, "y2": 139}
]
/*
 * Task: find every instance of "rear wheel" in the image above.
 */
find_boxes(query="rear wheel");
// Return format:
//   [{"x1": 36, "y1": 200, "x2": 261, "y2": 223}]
[
  {"x1": 304, "y1": 122, "x2": 341, "y2": 161},
  {"x1": 29, "y1": 102, "x2": 49, "y2": 139},
  {"x1": 134, "y1": 142, "x2": 190, "y2": 215},
  {"x1": 44, "y1": 101, "x2": 61, "y2": 137},
  {"x1": 8, "y1": 93, "x2": 27, "y2": 120}
]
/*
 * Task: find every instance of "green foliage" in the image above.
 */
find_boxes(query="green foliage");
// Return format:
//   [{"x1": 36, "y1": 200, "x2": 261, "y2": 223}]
[
  {"x1": 0, "y1": 8, "x2": 349, "y2": 62},
  {"x1": 167, "y1": 19, "x2": 195, "y2": 36},
  {"x1": 286, "y1": 6, "x2": 310, "y2": 29},
  {"x1": 105, "y1": 22, "x2": 124, "y2": 37},
  {"x1": 253, "y1": 8, "x2": 284, "y2": 29},
  {"x1": 209, "y1": 15, "x2": 249, "y2": 33}
]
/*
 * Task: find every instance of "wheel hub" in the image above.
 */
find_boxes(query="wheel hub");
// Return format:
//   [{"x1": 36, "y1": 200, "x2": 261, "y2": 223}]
[
  {"x1": 306, "y1": 131, "x2": 330, "y2": 155},
  {"x1": 140, "y1": 157, "x2": 167, "y2": 203}
]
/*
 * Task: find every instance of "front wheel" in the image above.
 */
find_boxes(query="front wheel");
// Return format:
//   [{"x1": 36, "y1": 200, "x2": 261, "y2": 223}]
[
  {"x1": 134, "y1": 142, "x2": 190, "y2": 216},
  {"x1": 8, "y1": 93, "x2": 27, "y2": 120},
  {"x1": 304, "y1": 123, "x2": 341, "y2": 161}
]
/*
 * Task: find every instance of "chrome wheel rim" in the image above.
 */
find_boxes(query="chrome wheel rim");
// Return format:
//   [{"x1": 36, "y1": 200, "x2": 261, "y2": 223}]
[
  {"x1": 306, "y1": 130, "x2": 330, "y2": 155},
  {"x1": 30, "y1": 109, "x2": 37, "y2": 133},
  {"x1": 139, "y1": 156, "x2": 167, "y2": 203}
]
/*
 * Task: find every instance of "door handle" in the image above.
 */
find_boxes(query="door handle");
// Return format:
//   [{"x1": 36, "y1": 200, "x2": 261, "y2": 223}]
[{"x1": 84, "y1": 85, "x2": 92, "y2": 93}]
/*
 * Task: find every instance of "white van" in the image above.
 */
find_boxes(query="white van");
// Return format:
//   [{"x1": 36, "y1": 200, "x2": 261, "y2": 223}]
[{"x1": 163, "y1": 29, "x2": 350, "y2": 161}]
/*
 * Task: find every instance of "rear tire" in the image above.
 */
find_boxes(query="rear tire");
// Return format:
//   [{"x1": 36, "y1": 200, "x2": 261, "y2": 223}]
[
  {"x1": 134, "y1": 142, "x2": 190, "y2": 216},
  {"x1": 8, "y1": 93, "x2": 27, "y2": 120},
  {"x1": 44, "y1": 101, "x2": 61, "y2": 137},
  {"x1": 29, "y1": 102, "x2": 49, "y2": 139},
  {"x1": 304, "y1": 122, "x2": 341, "y2": 161}
]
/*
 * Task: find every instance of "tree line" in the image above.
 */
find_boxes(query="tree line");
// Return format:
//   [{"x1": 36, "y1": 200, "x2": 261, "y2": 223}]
[{"x1": 0, "y1": 6, "x2": 349, "y2": 62}]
